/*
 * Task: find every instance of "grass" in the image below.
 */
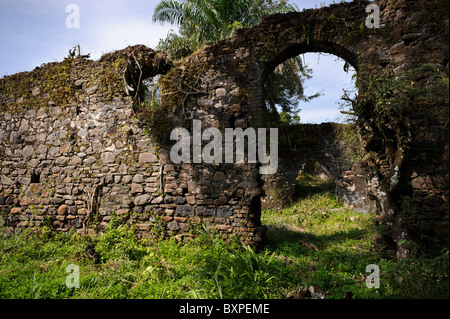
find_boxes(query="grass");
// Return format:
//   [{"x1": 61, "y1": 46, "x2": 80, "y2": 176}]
[{"x1": 0, "y1": 176, "x2": 448, "y2": 299}]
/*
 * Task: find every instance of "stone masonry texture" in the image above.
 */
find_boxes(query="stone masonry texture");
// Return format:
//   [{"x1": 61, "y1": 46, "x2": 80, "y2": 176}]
[{"x1": 0, "y1": 0, "x2": 448, "y2": 257}]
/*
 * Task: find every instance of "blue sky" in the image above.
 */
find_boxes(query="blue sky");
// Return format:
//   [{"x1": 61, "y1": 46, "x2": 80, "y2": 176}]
[{"x1": 0, "y1": 0, "x2": 356, "y2": 123}]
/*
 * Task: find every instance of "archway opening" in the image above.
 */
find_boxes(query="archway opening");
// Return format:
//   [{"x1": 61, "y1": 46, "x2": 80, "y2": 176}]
[
  {"x1": 259, "y1": 50, "x2": 377, "y2": 263},
  {"x1": 260, "y1": 51, "x2": 364, "y2": 208}
]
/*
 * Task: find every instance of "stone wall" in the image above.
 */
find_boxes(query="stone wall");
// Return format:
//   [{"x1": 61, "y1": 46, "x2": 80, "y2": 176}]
[
  {"x1": 0, "y1": 48, "x2": 265, "y2": 245},
  {"x1": 0, "y1": 52, "x2": 170, "y2": 237},
  {"x1": 1, "y1": 0, "x2": 448, "y2": 257}
]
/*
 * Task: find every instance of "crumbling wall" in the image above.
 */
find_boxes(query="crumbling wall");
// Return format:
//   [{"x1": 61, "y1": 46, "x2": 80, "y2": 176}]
[
  {"x1": 1, "y1": 0, "x2": 448, "y2": 258},
  {"x1": 0, "y1": 47, "x2": 171, "y2": 236}
]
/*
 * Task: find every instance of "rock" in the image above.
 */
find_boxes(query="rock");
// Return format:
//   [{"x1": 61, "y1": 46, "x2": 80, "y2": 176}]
[
  {"x1": 411, "y1": 176, "x2": 434, "y2": 190},
  {"x1": 234, "y1": 118, "x2": 247, "y2": 128},
  {"x1": 85, "y1": 85, "x2": 98, "y2": 94},
  {"x1": 11, "y1": 207, "x2": 22, "y2": 214},
  {"x1": 167, "y1": 221, "x2": 180, "y2": 231},
  {"x1": 77, "y1": 128, "x2": 88, "y2": 138},
  {"x1": 213, "y1": 171, "x2": 226, "y2": 182},
  {"x1": 406, "y1": 12, "x2": 423, "y2": 24},
  {"x1": 136, "y1": 223, "x2": 151, "y2": 231},
  {"x1": 197, "y1": 98, "x2": 214, "y2": 107},
  {"x1": 18, "y1": 120, "x2": 29, "y2": 133},
  {"x1": 390, "y1": 42, "x2": 404, "y2": 54},
  {"x1": 18, "y1": 177, "x2": 31, "y2": 185},
  {"x1": 131, "y1": 183, "x2": 143, "y2": 193},
  {"x1": 60, "y1": 143, "x2": 71, "y2": 154},
  {"x1": 180, "y1": 223, "x2": 189, "y2": 232},
  {"x1": 196, "y1": 206, "x2": 216, "y2": 217},
  {"x1": 122, "y1": 175, "x2": 132, "y2": 184},
  {"x1": 57, "y1": 204, "x2": 68, "y2": 215},
  {"x1": 74, "y1": 79, "x2": 85, "y2": 89},
  {"x1": 214, "y1": 197, "x2": 228, "y2": 205},
  {"x1": 68, "y1": 155, "x2": 82, "y2": 166},
  {"x1": 229, "y1": 87, "x2": 240, "y2": 96},
  {"x1": 77, "y1": 208, "x2": 88, "y2": 215},
  {"x1": 9, "y1": 131, "x2": 23, "y2": 144},
  {"x1": 176, "y1": 206, "x2": 195, "y2": 217},
  {"x1": 216, "y1": 88, "x2": 227, "y2": 97},
  {"x1": 1, "y1": 175, "x2": 14, "y2": 185},
  {"x1": 28, "y1": 159, "x2": 40, "y2": 168},
  {"x1": 151, "y1": 196, "x2": 164, "y2": 204},
  {"x1": 139, "y1": 153, "x2": 157, "y2": 163},
  {"x1": 118, "y1": 164, "x2": 128, "y2": 174},
  {"x1": 101, "y1": 152, "x2": 115, "y2": 164},
  {"x1": 402, "y1": 33, "x2": 422, "y2": 44},
  {"x1": 217, "y1": 207, "x2": 233, "y2": 218},
  {"x1": 55, "y1": 156, "x2": 69, "y2": 166},
  {"x1": 174, "y1": 196, "x2": 186, "y2": 205},
  {"x1": 186, "y1": 196, "x2": 196, "y2": 205},
  {"x1": 31, "y1": 87, "x2": 40, "y2": 96},
  {"x1": 134, "y1": 194, "x2": 152, "y2": 206},
  {"x1": 50, "y1": 198, "x2": 65, "y2": 205},
  {"x1": 132, "y1": 174, "x2": 145, "y2": 183}
]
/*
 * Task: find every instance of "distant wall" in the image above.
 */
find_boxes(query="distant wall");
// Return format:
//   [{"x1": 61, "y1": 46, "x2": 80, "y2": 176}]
[{"x1": 261, "y1": 123, "x2": 377, "y2": 213}]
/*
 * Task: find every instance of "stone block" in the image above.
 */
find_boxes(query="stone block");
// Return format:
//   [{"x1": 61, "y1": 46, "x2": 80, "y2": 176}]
[
  {"x1": 167, "y1": 221, "x2": 180, "y2": 231},
  {"x1": 196, "y1": 206, "x2": 216, "y2": 217},
  {"x1": 139, "y1": 153, "x2": 157, "y2": 163},
  {"x1": 55, "y1": 157, "x2": 69, "y2": 166},
  {"x1": 176, "y1": 205, "x2": 195, "y2": 217},
  {"x1": 69, "y1": 155, "x2": 82, "y2": 166},
  {"x1": 136, "y1": 223, "x2": 151, "y2": 231},
  {"x1": 131, "y1": 183, "x2": 143, "y2": 193},
  {"x1": 151, "y1": 196, "x2": 164, "y2": 204},
  {"x1": 10, "y1": 207, "x2": 22, "y2": 214},
  {"x1": 57, "y1": 204, "x2": 68, "y2": 215},
  {"x1": 134, "y1": 194, "x2": 152, "y2": 206},
  {"x1": 214, "y1": 197, "x2": 228, "y2": 205},
  {"x1": 1, "y1": 175, "x2": 14, "y2": 185},
  {"x1": 217, "y1": 207, "x2": 233, "y2": 218},
  {"x1": 132, "y1": 174, "x2": 145, "y2": 183},
  {"x1": 101, "y1": 152, "x2": 115, "y2": 164},
  {"x1": 186, "y1": 196, "x2": 196, "y2": 205},
  {"x1": 179, "y1": 223, "x2": 190, "y2": 232}
]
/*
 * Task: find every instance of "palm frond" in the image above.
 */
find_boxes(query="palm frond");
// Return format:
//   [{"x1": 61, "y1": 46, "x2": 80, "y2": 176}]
[{"x1": 153, "y1": 0, "x2": 185, "y2": 25}]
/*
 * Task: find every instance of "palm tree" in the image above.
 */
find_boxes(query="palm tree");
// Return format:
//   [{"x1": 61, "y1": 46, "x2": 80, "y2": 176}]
[{"x1": 153, "y1": 0, "x2": 317, "y2": 124}]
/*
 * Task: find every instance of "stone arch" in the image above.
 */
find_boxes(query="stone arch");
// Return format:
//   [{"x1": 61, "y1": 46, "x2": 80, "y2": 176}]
[
  {"x1": 154, "y1": 1, "x2": 374, "y2": 250},
  {"x1": 156, "y1": 0, "x2": 448, "y2": 258},
  {"x1": 261, "y1": 38, "x2": 359, "y2": 80}
]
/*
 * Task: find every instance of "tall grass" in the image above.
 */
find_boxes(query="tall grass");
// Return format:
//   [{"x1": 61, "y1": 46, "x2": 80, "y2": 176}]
[{"x1": 0, "y1": 193, "x2": 448, "y2": 299}]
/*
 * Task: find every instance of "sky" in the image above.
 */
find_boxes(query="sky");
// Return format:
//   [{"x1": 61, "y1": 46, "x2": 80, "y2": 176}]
[{"x1": 0, "y1": 0, "x2": 356, "y2": 123}]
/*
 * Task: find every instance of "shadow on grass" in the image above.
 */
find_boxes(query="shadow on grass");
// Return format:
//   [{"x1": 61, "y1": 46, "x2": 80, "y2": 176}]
[{"x1": 265, "y1": 223, "x2": 370, "y2": 250}]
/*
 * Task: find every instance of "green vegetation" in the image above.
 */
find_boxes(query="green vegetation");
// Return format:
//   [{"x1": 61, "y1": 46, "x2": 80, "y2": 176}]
[
  {"x1": 1, "y1": 191, "x2": 447, "y2": 299},
  {"x1": 294, "y1": 171, "x2": 335, "y2": 199}
]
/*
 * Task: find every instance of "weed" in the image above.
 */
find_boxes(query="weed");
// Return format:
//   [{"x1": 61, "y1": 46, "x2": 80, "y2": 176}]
[{"x1": 0, "y1": 194, "x2": 448, "y2": 299}]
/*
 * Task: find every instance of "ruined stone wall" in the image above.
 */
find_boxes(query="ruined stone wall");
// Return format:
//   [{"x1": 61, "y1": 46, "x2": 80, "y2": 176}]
[
  {"x1": 1, "y1": 0, "x2": 448, "y2": 257},
  {"x1": 0, "y1": 48, "x2": 265, "y2": 245},
  {"x1": 0, "y1": 53, "x2": 171, "y2": 237},
  {"x1": 152, "y1": 0, "x2": 448, "y2": 257}
]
